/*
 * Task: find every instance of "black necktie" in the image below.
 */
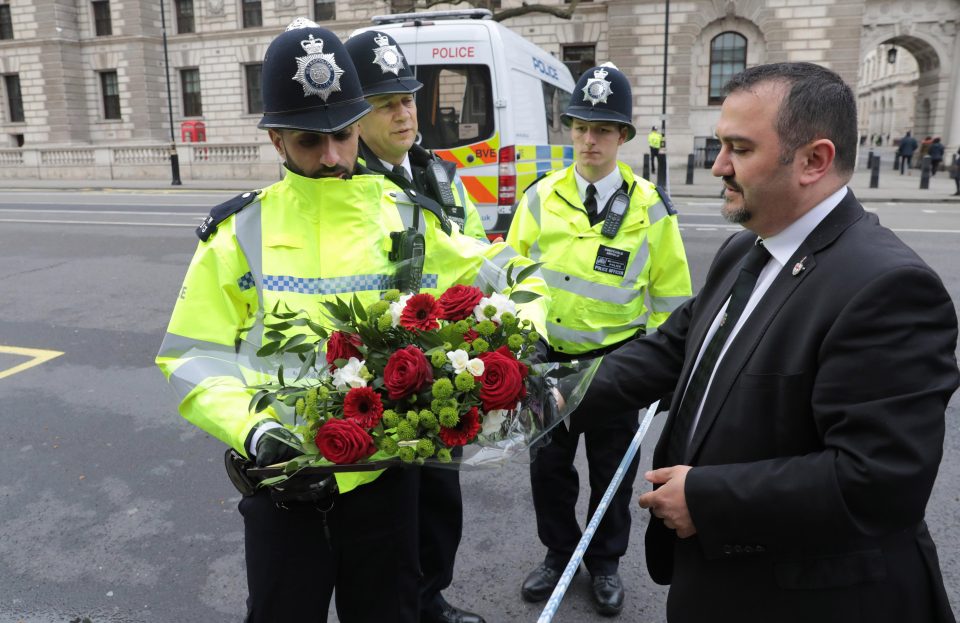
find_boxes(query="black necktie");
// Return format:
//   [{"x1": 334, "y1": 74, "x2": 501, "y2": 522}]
[
  {"x1": 392, "y1": 164, "x2": 410, "y2": 183},
  {"x1": 584, "y1": 184, "x2": 599, "y2": 225},
  {"x1": 666, "y1": 240, "x2": 771, "y2": 464}
]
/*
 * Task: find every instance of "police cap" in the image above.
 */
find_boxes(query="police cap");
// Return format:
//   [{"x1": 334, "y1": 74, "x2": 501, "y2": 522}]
[
  {"x1": 344, "y1": 30, "x2": 423, "y2": 97},
  {"x1": 562, "y1": 63, "x2": 636, "y2": 141},
  {"x1": 258, "y1": 21, "x2": 371, "y2": 133}
]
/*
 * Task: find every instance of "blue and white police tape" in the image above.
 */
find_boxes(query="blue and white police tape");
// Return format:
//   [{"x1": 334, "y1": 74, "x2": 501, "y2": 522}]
[{"x1": 536, "y1": 399, "x2": 661, "y2": 623}]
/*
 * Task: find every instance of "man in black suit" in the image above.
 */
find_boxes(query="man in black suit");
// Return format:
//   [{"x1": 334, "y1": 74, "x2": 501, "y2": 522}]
[{"x1": 577, "y1": 62, "x2": 959, "y2": 622}]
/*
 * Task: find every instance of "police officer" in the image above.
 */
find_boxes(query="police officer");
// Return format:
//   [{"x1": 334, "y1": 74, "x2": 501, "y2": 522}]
[
  {"x1": 345, "y1": 30, "x2": 486, "y2": 623},
  {"x1": 508, "y1": 64, "x2": 691, "y2": 617},
  {"x1": 648, "y1": 124, "x2": 664, "y2": 175},
  {"x1": 344, "y1": 30, "x2": 487, "y2": 241},
  {"x1": 157, "y1": 21, "x2": 549, "y2": 623}
]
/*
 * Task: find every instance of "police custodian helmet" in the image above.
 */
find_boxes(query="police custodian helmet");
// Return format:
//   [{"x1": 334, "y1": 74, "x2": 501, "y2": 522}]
[
  {"x1": 344, "y1": 30, "x2": 423, "y2": 97},
  {"x1": 561, "y1": 62, "x2": 636, "y2": 141},
  {"x1": 258, "y1": 19, "x2": 371, "y2": 133}
]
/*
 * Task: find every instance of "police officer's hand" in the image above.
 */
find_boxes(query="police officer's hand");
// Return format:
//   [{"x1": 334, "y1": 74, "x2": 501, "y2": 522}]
[
  {"x1": 527, "y1": 338, "x2": 551, "y2": 366},
  {"x1": 254, "y1": 426, "x2": 304, "y2": 467}
]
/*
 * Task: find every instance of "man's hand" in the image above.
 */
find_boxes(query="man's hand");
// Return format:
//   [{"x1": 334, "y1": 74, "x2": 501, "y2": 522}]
[
  {"x1": 638, "y1": 465, "x2": 696, "y2": 538},
  {"x1": 254, "y1": 427, "x2": 304, "y2": 467}
]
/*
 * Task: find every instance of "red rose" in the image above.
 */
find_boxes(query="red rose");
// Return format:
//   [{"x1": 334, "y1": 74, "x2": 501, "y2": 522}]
[
  {"x1": 342, "y1": 386, "x2": 384, "y2": 429},
  {"x1": 477, "y1": 346, "x2": 528, "y2": 411},
  {"x1": 462, "y1": 328, "x2": 479, "y2": 344},
  {"x1": 439, "y1": 406, "x2": 481, "y2": 446},
  {"x1": 383, "y1": 345, "x2": 433, "y2": 399},
  {"x1": 400, "y1": 293, "x2": 440, "y2": 331},
  {"x1": 326, "y1": 331, "x2": 363, "y2": 371},
  {"x1": 437, "y1": 285, "x2": 484, "y2": 322},
  {"x1": 315, "y1": 418, "x2": 376, "y2": 464}
]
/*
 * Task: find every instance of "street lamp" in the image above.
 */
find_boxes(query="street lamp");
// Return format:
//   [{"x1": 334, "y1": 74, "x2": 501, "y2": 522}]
[
  {"x1": 160, "y1": 0, "x2": 182, "y2": 185},
  {"x1": 887, "y1": 46, "x2": 897, "y2": 65}
]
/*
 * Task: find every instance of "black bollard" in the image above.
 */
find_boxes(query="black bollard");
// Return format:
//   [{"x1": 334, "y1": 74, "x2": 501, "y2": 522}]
[
  {"x1": 685, "y1": 153, "x2": 695, "y2": 185},
  {"x1": 867, "y1": 149, "x2": 874, "y2": 170},
  {"x1": 870, "y1": 153, "x2": 880, "y2": 188},
  {"x1": 893, "y1": 153, "x2": 900, "y2": 171},
  {"x1": 920, "y1": 155, "x2": 931, "y2": 189},
  {"x1": 642, "y1": 154, "x2": 650, "y2": 181},
  {"x1": 656, "y1": 154, "x2": 667, "y2": 187},
  {"x1": 169, "y1": 143, "x2": 182, "y2": 186}
]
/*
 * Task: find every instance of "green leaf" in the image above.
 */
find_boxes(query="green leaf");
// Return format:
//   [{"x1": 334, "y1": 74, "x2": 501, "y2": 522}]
[
  {"x1": 281, "y1": 334, "x2": 307, "y2": 351},
  {"x1": 295, "y1": 350, "x2": 317, "y2": 382},
  {"x1": 506, "y1": 261, "x2": 516, "y2": 288},
  {"x1": 307, "y1": 320, "x2": 329, "y2": 337},
  {"x1": 277, "y1": 364, "x2": 284, "y2": 386},
  {"x1": 508, "y1": 290, "x2": 542, "y2": 304},
  {"x1": 257, "y1": 475, "x2": 289, "y2": 487},
  {"x1": 264, "y1": 330, "x2": 286, "y2": 342},
  {"x1": 256, "y1": 341, "x2": 281, "y2": 357},
  {"x1": 352, "y1": 295, "x2": 368, "y2": 322},
  {"x1": 286, "y1": 342, "x2": 317, "y2": 354},
  {"x1": 248, "y1": 389, "x2": 276, "y2": 414},
  {"x1": 264, "y1": 321, "x2": 293, "y2": 331},
  {"x1": 513, "y1": 262, "x2": 544, "y2": 286}
]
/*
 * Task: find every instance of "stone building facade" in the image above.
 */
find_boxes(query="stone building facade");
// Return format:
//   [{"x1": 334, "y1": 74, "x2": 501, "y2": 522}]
[{"x1": 0, "y1": 0, "x2": 958, "y2": 179}]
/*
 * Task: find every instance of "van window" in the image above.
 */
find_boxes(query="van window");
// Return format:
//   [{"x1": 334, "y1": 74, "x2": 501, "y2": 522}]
[
  {"x1": 542, "y1": 82, "x2": 571, "y2": 145},
  {"x1": 414, "y1": 65, "x2": 494, "y2": 149}
]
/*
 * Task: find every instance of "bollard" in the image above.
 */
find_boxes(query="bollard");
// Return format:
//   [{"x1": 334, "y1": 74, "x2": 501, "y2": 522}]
[
  {"x1": 893, "y1": 153, "x2": 900, "y2": 171},
  {"x1": 870, "y1": 154, "x2": 880, "y2": 188},
  {"x1": 868, "y1": 149, "x2": 874, "y2": 170},
  {"x1": 656, "y1": 153, "x2": 667, "y2": 187},
  {"x1": 685, "y1": 153, "x2": 695, "y2": 185},
  {"x1": 920, "y1": 155, "x2": 931, "y2": 189},
  {"x1": 642, "y1": 154, "x2": 650, "y2": 181}
]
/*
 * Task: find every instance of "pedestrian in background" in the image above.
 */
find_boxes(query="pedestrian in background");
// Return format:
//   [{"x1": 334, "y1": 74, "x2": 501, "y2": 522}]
[
  {"x1": 897, "y1": 130, "x2": 918, "y2": 174},
  {"x1": 928, "y1": 137, "x2": 944, "y2": 176},
  {"x1": 648, "y1": 125, "x2": 664, "y2": 175}
]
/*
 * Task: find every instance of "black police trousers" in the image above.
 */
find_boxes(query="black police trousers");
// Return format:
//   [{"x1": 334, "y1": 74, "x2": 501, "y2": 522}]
[
  {"x1": 419, "y1": 452, "x2": 463, "y2": 610},
  {"x1": 530, "y1": 409, "x2": 641, "y2": 576},
  {"x1": 240, "y1": 467, "x2": 420, "y2": 623}
]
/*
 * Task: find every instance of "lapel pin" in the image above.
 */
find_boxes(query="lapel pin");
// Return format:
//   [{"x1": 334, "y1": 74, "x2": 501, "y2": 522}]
[{"x1": 792, "y1": 256, "x2": 807, "y2": 276}]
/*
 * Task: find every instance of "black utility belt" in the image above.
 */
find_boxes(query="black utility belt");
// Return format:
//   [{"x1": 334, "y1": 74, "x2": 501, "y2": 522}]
[{"x1": 224, "y1": 448, "x2": 338, "y2": 506}]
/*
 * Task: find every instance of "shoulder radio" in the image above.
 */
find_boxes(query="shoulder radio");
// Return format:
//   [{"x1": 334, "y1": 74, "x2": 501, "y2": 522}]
[{"x1": 600, "y1": 182, "x2": 637, "y2": 239}]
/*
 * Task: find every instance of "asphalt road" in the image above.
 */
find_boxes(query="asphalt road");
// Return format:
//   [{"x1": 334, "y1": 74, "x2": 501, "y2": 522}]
[{"x1": 0, "y1": 190, "x2": 958, "y2": 623}]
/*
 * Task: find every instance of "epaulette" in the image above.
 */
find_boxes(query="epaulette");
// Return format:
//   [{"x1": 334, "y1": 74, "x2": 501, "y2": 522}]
[
  {"x1": 400, "y1": 188, "x2": 452, "y2": 236},
  {"x1": 196, "y1": 190, "x2": 261, "y2": 241},
  {"x1": 654, "y1": 185, "x2": 677, "y2": 215},
  {"x1": 521, "y1": 172, "x2": 551, "y2": 196}
]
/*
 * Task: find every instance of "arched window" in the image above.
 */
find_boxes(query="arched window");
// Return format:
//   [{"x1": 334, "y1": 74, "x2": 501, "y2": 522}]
[{"x1": 709, "y1": 32, "x2": 747, "y2": 105}]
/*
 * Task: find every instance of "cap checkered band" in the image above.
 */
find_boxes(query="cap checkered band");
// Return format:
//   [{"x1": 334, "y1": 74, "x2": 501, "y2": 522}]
[{"x1": 237, "y1": 272, "x2": 256, "y2": 291}]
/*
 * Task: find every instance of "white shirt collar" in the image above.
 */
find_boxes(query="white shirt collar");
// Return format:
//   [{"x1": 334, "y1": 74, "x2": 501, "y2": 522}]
[
  {"x1": 761, "y1": 186, "x2": 848, "y2": 268},
  {"x1": 379, "y1": 155, "x2": 412, "y2": 180},
  {"x1": 574, "y1": 166, "x2": 624, "y2": 213}
]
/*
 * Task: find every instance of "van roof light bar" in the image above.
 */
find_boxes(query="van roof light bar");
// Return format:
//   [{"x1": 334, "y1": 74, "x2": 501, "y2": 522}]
[{"x1": 371, "y1": 9, "x2": 493, "y2": 25}]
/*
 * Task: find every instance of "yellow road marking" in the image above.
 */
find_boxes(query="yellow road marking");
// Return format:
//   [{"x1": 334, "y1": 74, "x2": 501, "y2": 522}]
[{"x1": 0, "y1": 345, "x2": 64, "y2": 380}]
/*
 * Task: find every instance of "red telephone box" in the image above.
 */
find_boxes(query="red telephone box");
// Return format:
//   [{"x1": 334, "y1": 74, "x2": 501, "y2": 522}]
[{"x1": 180, "y1": 120, "x2": 207, "y2": 142}]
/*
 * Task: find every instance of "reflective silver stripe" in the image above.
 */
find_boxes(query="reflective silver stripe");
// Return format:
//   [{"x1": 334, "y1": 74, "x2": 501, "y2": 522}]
[
  {"x1": 473, "y1": 245, "x2": 522, "y2": 291},
  {"x1": 546, "y1": 314, "x2": 648, "y2": 345},
  {"x1": 524, "y1": 184, "x2": 543, "y2": 228},
  {"x1": 234, "y1": 201, "x2": 265, "y2": 347},
  {"x1": 454, "y1": 178, "x2": 468, "y2": 209},
  {"x1": 647, "y1": 201, "x2": 670, "y2": 225},
  {"x1": 649, "y1": 294, "x2": 688, "y2": 313},
  {"x1": 542, "y1": 268, "x2": 640, "y2": 305},
  {"x1": 620, "y1": 238, "x2": 649, "y2": 290},
  {"x1": 394, "y1": 195, "x2": 426, "y2": 234},
  {"x1": 158, "y1": 332, "x2": 235, "y2": 359},
  {"x1": 168, "y1": 355, "x2": 246, "y2": 398}
]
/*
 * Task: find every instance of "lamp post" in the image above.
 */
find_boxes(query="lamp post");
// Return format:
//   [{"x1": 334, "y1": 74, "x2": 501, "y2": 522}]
[
  {"x1": 660, "y1": 0, "x2": 669, "y2": 137},
  {"x1": 160, "y1": 0, "x2": 182, "y2": 185}
]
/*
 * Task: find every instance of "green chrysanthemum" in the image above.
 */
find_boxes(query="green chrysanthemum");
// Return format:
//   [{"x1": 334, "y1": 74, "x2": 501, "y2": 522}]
[
  {"x1": 406, "y1": 410, "x2": 420, "y2": 427},
  {"x1": 379, "y1": 436, "x2": 399, "y2": 455},
  {"x1": 377, "y1": 313, "x2": 393, "y2": 332},
  {"x1": 508, "y1": 334, "x2": 525, "y2": 351},
  {"x1": 416, "y1": 438, "x2": 435, "y2": 458},
  {"x1": 382, "y1": 409, "x2": 399, "y2": 428},
  {"x1": 482, "y1": 304, "x2": 497, "y2": 319},
  {"x1": 437, "y1": 448, "x2": 452, "y2": 463},
  {"x1": 471, "y1": 338, "x2": 489, "y2": 354},
  {"x1": 396, "y1": 419, "x2": 416, "y2": 441},
  {"x1": 454, "y1": 371, "x2": 475, "y2": 391},
  {"x1": 527, "y1": 331, "x2": 541, "y2": 343},
  {"x1": 419, "y1": 410, "x2": 438, "y2": 430},
  {"x1": 500, "y1": 311, "x2": 516, "y2": 326},
  {"x1": 398, "y1": 446, "x2": 416, "y2": 463},
  {"x1": 431, "y1": 350, "x2": 447, "y2": 368},
  {"x1": 295, "y1": 397, "x2": 305, "y2": 417},
  {"x1": 366, "y1": 300, "x2": 390, "y2": 319},
  {"x1": 432, "y1": 378, "x2": 454, "y2": 400},
  {"x1": 439, "y1": 407, "x2": 459, "y2": 428},
  {"x1": 383, "y1": 289, "x2": 401, "y2": 302},
  {"x1": 475, "y1": 320, "x2": 496, "y2": 336}
]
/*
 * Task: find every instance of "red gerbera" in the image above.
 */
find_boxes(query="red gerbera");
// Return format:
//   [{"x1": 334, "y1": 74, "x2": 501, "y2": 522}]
[
  {"x1": 439, "y1": 406, "x2": 481, "y2": 447},
  {"x1": 400, "y1": 293, "x2": 440, "y2": 331},
  {"x1": 342, "y1": 386, "x2": 384, "y2": 429},
  {"x1": 462, "y1": 328, "x2": 480, "y2": 344}
]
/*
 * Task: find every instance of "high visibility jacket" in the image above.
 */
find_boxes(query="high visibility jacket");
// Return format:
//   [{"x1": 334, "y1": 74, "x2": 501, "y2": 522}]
[
  {"x1": 648, "y1": 130, "x2": 663, "y2": 149},
  {"x1": 507, "y1": 161, "x2": 691, "y2": 356},
  {"x1": 156, "y1": 169, "x2": 548, "y2": 493},
  {"x1": 359, "y1": 141, "x2": 487, "y2": 240}
]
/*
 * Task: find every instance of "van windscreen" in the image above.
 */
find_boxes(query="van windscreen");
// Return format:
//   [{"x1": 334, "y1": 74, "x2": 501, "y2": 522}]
[{"x1": 413, "y1": 65, "x2": 494, "y2": 149}]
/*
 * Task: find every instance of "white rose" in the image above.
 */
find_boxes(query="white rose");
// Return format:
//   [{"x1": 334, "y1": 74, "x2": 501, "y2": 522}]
[
  {"x1": 332, "y1": 357, "x2": 367, "y2": 389},
  {"x1": 446, "y1": 349, "x2": 470, "y2": 374},
  {"x1": 465, "y1": 358, "x2": 485, "y2": 377},
  {"x1": 389, "y1": 294, "x2": 413, "y2": 328},
  {"x1": 481, "y1": 409, "x2": 509, "y2": 436}
]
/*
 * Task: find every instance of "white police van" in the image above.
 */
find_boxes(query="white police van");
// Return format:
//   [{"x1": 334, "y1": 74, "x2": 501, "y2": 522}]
[{"x1": 352, "y1": 9, "x2": 576, "y2": 237}]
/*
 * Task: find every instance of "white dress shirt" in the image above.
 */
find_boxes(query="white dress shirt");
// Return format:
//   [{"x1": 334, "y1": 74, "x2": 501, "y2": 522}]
[
  {"x1": 574, "y1": 167, "x2": 624, "y2": 217},
  {"x1": 684, "y1": 185, "x2": 849, "y2": 445},
  {"x1": 380, "y1": 155, "x2": 412, "y2": 181}
]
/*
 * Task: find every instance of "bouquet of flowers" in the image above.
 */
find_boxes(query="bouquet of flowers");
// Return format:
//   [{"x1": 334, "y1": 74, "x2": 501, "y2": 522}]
[{"x1": 246, "y1": 276, "x2": 598, "y2": 485}]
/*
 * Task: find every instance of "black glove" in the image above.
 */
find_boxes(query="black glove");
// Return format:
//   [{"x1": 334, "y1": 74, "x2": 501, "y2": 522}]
[
  {"x1": 254, "y1": 426, "x2": 304, "y2": 467},
  {"x1": 527, "y1": 337, "x2": 551, "y2": 366}
]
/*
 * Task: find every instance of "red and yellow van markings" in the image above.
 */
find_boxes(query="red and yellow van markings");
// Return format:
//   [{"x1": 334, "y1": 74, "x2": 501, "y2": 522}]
[{"x1": 460, "y1": 175, "x2": 498, "y2": 204}]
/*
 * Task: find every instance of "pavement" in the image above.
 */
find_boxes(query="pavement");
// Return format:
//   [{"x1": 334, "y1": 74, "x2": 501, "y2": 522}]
[{"x1": 5, "y1": 154, "x2": 960, "y2": 204}]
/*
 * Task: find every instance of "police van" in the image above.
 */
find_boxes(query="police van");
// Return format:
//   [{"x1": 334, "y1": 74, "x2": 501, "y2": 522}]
[{"x1": 352, "y1": 9, "x2": 576, "y2": 237}]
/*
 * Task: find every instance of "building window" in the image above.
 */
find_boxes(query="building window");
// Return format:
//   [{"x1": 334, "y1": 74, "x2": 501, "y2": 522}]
[
  {"x1": 4, "y1": 74, "x2": 24, "y2": 123},
  {"x1": 100, "y1": 71, "x2": 121, "y2": 120},
  {"x1": 245, "y1": 63, "x2": 262, "y2": 114},
  {"x1": 562, "y1": 44, "x2": 596, "y2": 80},
  {"x1": 92, "y1": 0, "x2": 112, "y2": 36},
  {"x1": 314, "y1": 0, "x2": 335, "y2": 21},
  {"x1": 241, "y1": 0, "x2": 261, "y2": 28},
  {"x1": 709, "y1": 31, "x2": 746, "y2": 105},
  {"x1": 175, "y1": 0, "x2": 195, "y2": 34},
  {"x1": 0, "y1": 4, "x2": 14, "y2": 40},
  {"x1": 180, "y1": 68, "x2": 202, "y2": 117}
]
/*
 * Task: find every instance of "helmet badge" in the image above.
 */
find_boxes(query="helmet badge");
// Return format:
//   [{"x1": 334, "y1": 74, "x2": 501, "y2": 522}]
[
  {"x1": 372, "y1": 32, "x2": 405, "y2": 76},
  {"x1": 292, "y1": 34, "x2": 344, "y2": 101},
  {"x1": 582, "y1": 67, "x2": 613, "y2": 106}
]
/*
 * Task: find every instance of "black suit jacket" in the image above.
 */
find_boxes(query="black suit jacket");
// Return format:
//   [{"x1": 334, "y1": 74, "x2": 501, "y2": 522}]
[{"x1": 578, "y1": 190, "x2": 959, "y2": 622}]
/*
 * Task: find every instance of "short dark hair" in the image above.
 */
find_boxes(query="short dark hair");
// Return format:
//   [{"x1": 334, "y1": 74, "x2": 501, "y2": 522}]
[{"x1": 723, "y1": 62, "x2": 857, "y2": 174}]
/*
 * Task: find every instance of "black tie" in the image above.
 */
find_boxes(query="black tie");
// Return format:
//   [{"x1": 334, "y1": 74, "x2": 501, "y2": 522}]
[
  {"x1": 392, "y1": 164, "x2": 410, "y2": 183},
  {"x1": 666, "y1": 240, "x2": 771, "y2": 464},
  {"x1": 584, "y1": 184, "x2": 599, "y2": 225}
]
